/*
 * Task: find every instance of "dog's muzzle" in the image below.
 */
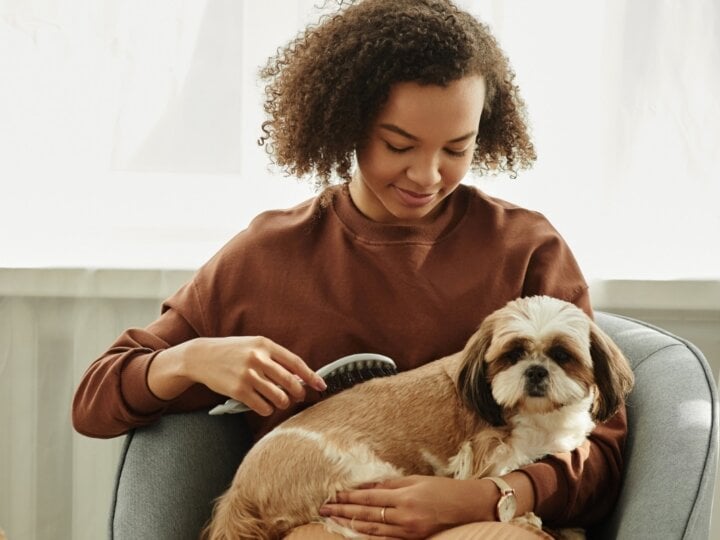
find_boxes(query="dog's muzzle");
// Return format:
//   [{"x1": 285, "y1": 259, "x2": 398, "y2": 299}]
[{"x1": 524, "y1": 365, "x2": 549, "y2": 397}]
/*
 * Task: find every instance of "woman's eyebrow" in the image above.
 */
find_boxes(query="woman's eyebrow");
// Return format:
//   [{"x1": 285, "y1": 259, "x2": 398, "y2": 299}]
[{"x1": 379, "y1": 123, "x2": 477, "y2": 144}]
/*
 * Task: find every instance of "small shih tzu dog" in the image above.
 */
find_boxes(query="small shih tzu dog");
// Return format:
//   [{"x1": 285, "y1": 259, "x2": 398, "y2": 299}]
[{"x1": 203, "y1": 296, "x2": 634, "y2": 540}]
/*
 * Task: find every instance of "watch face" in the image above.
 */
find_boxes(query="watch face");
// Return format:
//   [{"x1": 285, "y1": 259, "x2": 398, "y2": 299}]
[{"x1": 497, "y1": 492, "x2": 517, "y2": 522}]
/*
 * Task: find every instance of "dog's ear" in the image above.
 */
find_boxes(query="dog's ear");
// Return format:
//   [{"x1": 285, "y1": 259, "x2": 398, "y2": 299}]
[
  {"x1": 589, "y1": 321, "x2": 635, "y2": 422},
  {"x1": 457, "y1": 319, "x2": 506, "y2": 427}
]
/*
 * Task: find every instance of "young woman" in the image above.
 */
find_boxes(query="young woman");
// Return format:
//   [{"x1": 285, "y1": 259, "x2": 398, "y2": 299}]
[{"x1": 73, "y1": 1, "x2": 626, "y2": 538}]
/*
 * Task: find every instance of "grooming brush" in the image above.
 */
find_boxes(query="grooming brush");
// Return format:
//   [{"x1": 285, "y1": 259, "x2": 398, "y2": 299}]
[{"x1": 208, "y1": 353, "x2": 398, "y2": 415}]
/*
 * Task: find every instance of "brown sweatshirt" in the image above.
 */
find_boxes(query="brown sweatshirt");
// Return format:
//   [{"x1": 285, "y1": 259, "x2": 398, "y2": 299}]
[{"x1": 72, "y1": 183, "x2": 626, "y2": 526}]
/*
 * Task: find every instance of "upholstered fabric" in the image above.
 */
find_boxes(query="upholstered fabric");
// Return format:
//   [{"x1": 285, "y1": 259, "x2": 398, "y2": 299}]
[
  {"x1": 109, "y1": 313, "x2": 719, "y2": 540},
  {"x1": 588, "y1": 313, "x2": 718, "y2": 539},
  {"x1": 110, "y1": 410, "x2": 252, "y2": 539}
]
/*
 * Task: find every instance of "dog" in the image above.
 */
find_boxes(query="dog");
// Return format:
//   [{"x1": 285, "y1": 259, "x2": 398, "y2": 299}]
[{"x1": 202, "y1": 295, "x2": 634, "y2": 539}]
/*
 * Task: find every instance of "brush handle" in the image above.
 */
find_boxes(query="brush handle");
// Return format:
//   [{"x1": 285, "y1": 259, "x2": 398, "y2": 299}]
[{"x1": 208, "y1": 353, "x2": 396, "y2": 415}]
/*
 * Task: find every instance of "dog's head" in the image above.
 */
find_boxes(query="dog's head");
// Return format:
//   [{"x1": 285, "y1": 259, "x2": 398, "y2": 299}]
[{"x1": 457, "y1": 296, "x2": 634, "y2": 426}]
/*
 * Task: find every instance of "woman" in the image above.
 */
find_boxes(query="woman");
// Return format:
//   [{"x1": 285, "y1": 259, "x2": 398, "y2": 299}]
[{"x1": 73, "y1": 1, "x2": 626, "y2": 538}]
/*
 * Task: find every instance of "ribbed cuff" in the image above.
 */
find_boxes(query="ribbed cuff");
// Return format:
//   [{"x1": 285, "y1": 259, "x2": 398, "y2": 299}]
[
  {"x1": 520, "y1": 459, "x2": 569, "y2": 523},
  {"x1": 120, "y1": 350, "x2": 171, "y2": 415}
]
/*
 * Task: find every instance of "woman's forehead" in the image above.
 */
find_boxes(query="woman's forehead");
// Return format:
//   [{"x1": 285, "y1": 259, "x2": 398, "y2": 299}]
[{"x1": 375, "y1": 76, "x2": 486, "y2": 140}]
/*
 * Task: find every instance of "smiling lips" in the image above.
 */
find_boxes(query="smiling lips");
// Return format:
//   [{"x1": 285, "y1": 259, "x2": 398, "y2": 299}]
[{"x1": 393, "y1": 186, "x2": 437, "y2": 207}]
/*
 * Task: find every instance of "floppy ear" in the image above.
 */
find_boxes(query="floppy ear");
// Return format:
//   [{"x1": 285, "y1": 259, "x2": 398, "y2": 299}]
[
  {"x1": 589, "y1": 321, "x2": 635, "y2": 422},
  {"x1": 457, "y1": 319, "x2": 506, "y2": 427}
]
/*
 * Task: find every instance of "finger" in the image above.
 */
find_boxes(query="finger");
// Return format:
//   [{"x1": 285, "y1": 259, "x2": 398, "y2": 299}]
[
  {"x1": 331, "y1": 487, "x2": 397, "y2": 507},
  {"x1": 266, "y1": 341, "x2": 326, "y2": 391},
  {"x1": 320, "y1": 502, "x2": 396, "y2": 523},
  {"x1": 260, "y1": 359, "x2": 308, "y2": 402},
  {"x1": 249, "y1": 369, "x2": 293, "y2": 410},
  {"x1": 240, "y1": 392, "x2": 275, "y2": 416},
  {"x1": 228, "y1": 368, "x2": 286, "y2": 415}
]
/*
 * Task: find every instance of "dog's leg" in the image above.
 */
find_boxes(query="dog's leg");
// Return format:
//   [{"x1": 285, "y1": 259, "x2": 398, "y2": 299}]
[
  {"x1": 204, "y1": 428, "x2": 404, "y2": 539},
  {"x1": 444, "y1": 441, "x2": 474, "y2": 479}
]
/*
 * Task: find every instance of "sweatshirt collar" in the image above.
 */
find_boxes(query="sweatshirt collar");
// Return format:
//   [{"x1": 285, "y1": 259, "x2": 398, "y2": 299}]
[{"x1": 329, "y1": 183, "x2": 470, "y2": 244}]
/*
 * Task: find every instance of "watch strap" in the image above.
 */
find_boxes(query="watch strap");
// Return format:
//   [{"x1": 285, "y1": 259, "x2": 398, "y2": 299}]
[
  {"x1": 486, "y1": 476, "x2": 517, "y2": 522},
  {"x1": 487, "y1": 476, "x2": 513, "y2": 494}
]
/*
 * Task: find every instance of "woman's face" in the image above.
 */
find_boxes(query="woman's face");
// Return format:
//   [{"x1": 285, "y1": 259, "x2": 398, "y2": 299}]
[{"x1": 350, "y1": 76, "x2": 486, "y2": 224}]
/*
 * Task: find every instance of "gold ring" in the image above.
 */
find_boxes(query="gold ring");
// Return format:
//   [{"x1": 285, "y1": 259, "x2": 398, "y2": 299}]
[{"x1": 380, "y1": 506, "x2": 387, "y2": 524}]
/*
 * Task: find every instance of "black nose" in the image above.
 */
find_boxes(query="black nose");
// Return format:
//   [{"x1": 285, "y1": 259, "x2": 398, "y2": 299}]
[{"x1": 525, "y1": 365, "x2": 548, "y2": 384}]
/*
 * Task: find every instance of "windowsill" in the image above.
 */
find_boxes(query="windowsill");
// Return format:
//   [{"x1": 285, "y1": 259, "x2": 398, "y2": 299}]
[
  {"x1": 1, "y1": 267, "x2": 718, "y2": 313},
  {"x1": 588, "y1": 279, "x2": 720, "y2": 313}
]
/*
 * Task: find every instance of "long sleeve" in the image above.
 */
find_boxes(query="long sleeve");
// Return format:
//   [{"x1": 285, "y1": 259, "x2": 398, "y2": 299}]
[
  {"x1": 520, "y1": 222, "x2": 593, "y2": 319},
  {"x1": 521, "y1": 408, "x2": 628, "y2": 526},
  {"x1": 71, "y1": 283, "x2": 220, "y2": 438}
]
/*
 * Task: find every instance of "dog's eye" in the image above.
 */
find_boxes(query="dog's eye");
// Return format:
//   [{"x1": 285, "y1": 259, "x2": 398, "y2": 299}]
[
  {"x1": 548, "y1": 346, "x2": 573, "y2": 364},
  {"x1": 502, "y1": 347, "x2": 525, "y2": 364}
]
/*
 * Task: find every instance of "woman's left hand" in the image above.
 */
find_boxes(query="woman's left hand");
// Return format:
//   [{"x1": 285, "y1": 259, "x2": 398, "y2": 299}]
[{"x1": 318, "y1": 475, "x2": 486, "y2": 539}]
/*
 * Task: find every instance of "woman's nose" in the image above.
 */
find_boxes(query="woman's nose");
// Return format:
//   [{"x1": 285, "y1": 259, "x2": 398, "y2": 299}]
[{"x1": 406, "y1": 153, "x2": 441, "y2": 187}]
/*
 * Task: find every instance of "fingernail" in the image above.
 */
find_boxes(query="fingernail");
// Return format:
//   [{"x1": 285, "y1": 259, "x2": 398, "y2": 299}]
[
  {"x1": 315, "y1": 376, "x2": 327, "y2": 391},
  {"x1": 318, "y1": 507, "x2": 329, "y2": 516}
]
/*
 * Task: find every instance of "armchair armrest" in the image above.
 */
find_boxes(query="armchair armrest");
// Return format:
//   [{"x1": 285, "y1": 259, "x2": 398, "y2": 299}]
[
  {"x1": 590, "y1": 312, "x2": 719, "y2": 540},
  {"x1": 110, "y1": 409, "x2": 252, "y2": 539}
]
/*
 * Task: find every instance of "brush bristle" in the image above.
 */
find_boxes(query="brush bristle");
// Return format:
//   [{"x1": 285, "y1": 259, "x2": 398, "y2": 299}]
[
  {"x1": 320, "y1": 360, "x2": 398, "y2": 398},
  {"x1": 208, "y1": 355, "x2": 398, "y2": 415}
]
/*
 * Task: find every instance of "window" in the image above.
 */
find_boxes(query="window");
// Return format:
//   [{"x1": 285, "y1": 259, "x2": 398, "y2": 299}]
[{"x1": 1, "y1": 0, "x2": 718, "y2": 278}]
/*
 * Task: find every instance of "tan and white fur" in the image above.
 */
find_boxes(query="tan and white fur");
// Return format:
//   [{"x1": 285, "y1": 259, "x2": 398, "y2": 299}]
[{"x1": 203, "y1": 296, "x2": 634, "y2": 540}]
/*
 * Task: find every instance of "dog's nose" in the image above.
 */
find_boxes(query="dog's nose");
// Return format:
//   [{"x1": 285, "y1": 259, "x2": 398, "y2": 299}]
[{"x1": 525, "y1": 365, "x2": 548, "y2": 384}]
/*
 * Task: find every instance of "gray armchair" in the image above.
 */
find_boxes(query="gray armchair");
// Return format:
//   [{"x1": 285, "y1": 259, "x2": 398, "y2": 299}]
[{"x1": 109, "y1": 312, "x2": 719, "y2": 540}]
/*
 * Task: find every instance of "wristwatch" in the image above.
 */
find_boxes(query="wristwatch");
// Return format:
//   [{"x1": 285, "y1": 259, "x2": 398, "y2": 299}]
[{"x1": 486, "y1": 476, "x2": 517, "y2": 522}]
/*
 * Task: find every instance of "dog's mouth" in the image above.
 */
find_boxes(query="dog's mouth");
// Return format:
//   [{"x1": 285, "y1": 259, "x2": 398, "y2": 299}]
[{"x1": 526, "y1": 385, "x2": 547, "y2": 397}]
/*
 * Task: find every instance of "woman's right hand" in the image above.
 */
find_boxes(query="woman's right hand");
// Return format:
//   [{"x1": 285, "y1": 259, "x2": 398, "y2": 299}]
[{"x1": 148, "y1": 336, "x2": 326, "y2": 416}]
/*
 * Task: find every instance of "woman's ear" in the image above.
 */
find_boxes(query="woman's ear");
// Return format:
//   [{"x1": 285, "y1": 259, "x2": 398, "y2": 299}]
[
  {"x1": 589, "y1": 321, "x2": 635, "y2": 422},
  {"x1": 457, "y1": 318, "x2": 505, "y2": 427}
]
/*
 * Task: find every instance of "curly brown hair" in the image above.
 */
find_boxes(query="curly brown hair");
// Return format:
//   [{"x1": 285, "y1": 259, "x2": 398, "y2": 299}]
[{"x1": 259, "y1": 0, "x2": 536, "y2": 188}]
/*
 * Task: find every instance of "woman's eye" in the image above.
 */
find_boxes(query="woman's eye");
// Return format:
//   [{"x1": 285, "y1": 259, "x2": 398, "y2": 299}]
[
  {"x1": 444, "y1": 148, "x2": 468, "y2": 158},
  {"x1": 385, "y1": 142, "x2": 412, "y2": 154}
]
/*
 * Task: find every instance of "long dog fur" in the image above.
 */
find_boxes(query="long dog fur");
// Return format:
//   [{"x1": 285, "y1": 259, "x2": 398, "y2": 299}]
[{"x1": 202, "y1": 296, "x2": 634, "y2": 539}]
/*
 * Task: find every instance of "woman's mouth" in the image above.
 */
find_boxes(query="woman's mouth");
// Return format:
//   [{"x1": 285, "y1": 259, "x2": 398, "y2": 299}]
[{"x1": 393, "y1": 186, "x2": 437, "y2": 207}]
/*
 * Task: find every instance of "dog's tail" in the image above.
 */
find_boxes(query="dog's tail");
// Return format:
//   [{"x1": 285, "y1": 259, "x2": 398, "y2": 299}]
[{"x1": 200, "y1": 490, "x2": 292, "y2": 540}]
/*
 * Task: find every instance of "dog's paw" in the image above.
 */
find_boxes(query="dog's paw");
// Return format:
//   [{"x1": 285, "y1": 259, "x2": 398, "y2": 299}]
[{"x1": 511, "y1": 511, "x2": 543, "y2": 529}]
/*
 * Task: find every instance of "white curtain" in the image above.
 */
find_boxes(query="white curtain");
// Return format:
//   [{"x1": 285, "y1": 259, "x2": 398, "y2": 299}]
[
  {"x1": 459, "y1": 0, "x2": 720, "y2": 280},
  {"x1": 0, "y1": 269, "x2": 191, "y2": 539},
  {"x1": 1, "y1": 1, "x2": 718, "y2": 538}
]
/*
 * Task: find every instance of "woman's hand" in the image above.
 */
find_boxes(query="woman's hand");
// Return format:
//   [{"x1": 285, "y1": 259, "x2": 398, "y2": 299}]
[
  {"x1": 148, "y1": 336, "x2": 326, "y2": 415},
  {"x1": 318, "y1": 475, "x2": 495, "y2": 539}
]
